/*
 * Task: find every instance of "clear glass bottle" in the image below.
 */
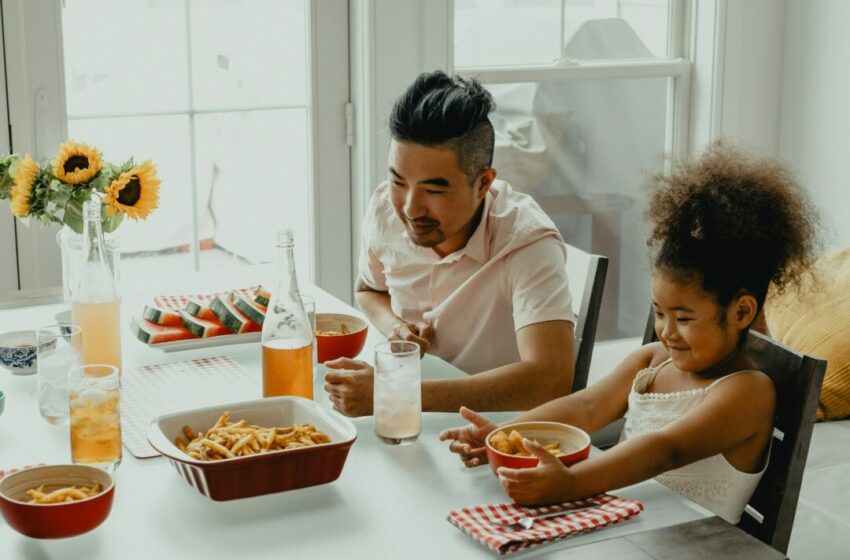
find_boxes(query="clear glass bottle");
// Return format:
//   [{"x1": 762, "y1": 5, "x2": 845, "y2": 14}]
[
  {"x1": 70, "y1": 200, "x2": 123, "y2": 373},
  {"x1": 261, "y1": 229, "x2": 314, "y2": 398}
]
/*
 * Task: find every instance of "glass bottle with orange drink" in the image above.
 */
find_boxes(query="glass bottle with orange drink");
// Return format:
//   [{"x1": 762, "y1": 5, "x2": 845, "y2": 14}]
[
  {"x1": 71, "y1": 200, "x2": 122, "y2": 374},
  {"x1": 261, "y1": 229, "x2": 314, "y2": 398}
]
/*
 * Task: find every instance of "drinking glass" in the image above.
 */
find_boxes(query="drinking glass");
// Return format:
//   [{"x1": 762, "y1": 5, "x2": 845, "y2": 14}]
[
  {"x1": 374, "y1": 341, "x2": 421, "y2": 445},
  {"x1": 69, "y1": 364, "x2": 122, "y2": 472},
  {"x1": 36, "y1": 324, "x2": 82, "y2": 425}
]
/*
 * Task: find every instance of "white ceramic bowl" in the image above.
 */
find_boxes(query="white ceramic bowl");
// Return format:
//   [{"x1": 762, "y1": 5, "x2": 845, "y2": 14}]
[{"x1": 0, "y1": 330, "x2": 38, "y2": 375}]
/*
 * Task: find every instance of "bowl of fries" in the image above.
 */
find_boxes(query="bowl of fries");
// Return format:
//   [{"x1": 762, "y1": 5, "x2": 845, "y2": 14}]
[
  {"x1": 147, "y1": 396, "x2": 357, "y2": 501},
  {"x1": 0, "y1": 464, "x2": 114, "y2": 538},
  {"x1": 315, "y1": 313, "x2": 368, "y2": 363},
  {"x1": 485, "y1": 421, "x2": 591, "y2": 475}
]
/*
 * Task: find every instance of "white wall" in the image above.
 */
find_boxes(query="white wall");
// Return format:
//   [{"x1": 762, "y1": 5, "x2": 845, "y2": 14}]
[
  {"x1": 719, "y1": 0, "x2": 786, "y2": 156},
  {"x1": 779, "y1": 0, "x2": 850, "y2": 250}
]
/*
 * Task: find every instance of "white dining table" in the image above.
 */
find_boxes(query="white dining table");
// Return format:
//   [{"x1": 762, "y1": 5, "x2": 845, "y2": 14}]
[{"x1": 0, "y1": 264, "x2": 710, "y2": 559}]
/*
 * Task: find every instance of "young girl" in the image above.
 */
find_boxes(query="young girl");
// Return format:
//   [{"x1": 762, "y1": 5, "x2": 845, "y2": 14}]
[{"x1": 439, "y1": 143, "x2": 818, "y2": 524}]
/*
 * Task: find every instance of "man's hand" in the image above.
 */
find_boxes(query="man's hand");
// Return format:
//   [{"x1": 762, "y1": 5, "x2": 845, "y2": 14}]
[
  {"x1": 438, "y1": 407, "x2": 497, "y2": 468},
  {"x1": 497, "y1": 439, "x2": 577, "y2": 506},
  {"x1": 390, "y1": 321, "x2": 434, "y2": 357},
  {"x1": 323, "y1": 358, "x2": 374, "y2": 417}
]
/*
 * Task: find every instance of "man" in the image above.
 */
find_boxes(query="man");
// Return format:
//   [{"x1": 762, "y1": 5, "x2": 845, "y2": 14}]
[{"x1": 325, "y1": 70, "x2": 575, "y2": 417}]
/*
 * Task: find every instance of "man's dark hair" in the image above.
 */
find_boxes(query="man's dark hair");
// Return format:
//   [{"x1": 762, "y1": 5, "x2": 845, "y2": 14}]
[{"x1": 389, "y1": 70, "x2": 496, "y2": 179}]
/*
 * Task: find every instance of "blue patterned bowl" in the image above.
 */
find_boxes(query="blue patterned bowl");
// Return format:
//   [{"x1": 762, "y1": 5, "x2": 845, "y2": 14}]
[{"x1": 0, "y1": 331, "x2": 38, "y2": 375}]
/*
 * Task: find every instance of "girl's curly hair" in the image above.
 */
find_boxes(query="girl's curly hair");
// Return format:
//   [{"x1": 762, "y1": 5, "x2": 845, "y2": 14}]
[{"x1": 645, "y1": 141, "x2": 820, "y2": 311}]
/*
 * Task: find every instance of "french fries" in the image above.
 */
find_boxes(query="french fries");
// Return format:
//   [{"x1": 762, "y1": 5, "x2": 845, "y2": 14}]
[
  {"x1": 26, "y1": 483, "x2": 102, "y2": 504},
  {"x1": 316, "y1": 323, "x2": 350, "y2": 336},
  {"x1": 174, "y1": 411, "x2": 332, "y2": 461},
  {"x1": 489, "y1": 429, "x2": 567, "y2": 457}
]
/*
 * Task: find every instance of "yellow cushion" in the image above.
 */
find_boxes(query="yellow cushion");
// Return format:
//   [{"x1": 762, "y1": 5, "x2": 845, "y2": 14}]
[{"x1": 765, "y1": 248, "x2": 850, "y2": 421}]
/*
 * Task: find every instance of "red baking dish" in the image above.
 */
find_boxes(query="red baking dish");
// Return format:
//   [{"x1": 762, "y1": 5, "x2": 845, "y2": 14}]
[{"x1": 147, "y1": 396, "x2": 357, "y2": 501}]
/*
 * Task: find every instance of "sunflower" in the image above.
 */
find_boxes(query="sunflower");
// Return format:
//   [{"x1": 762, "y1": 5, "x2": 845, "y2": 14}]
[
  {"x1": 53, "y1": 140, "x2": 102, "y2": 185},
  {"x1": 10, "y1": 155, "x2": 40, "y2": 217},
  {"x1": 103, "y1": 161, "x2": 160, "y2": 220}
]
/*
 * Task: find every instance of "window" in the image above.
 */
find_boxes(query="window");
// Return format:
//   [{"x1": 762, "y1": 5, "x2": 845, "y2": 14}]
[
  {"x1": 454, "y1": 0, "x2": 689, "y2": 339},
  {"x1": 3, "y1": 0, "x2": 352, "y2": 300}
]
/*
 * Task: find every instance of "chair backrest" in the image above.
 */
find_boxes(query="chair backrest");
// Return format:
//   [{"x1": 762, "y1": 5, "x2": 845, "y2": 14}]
[
  {"x1": 565, "y1": 243, "x2": 608, "y2": 393},
  {"x1": 641, "y1": 307, "x2": 827, "y2": 553}
]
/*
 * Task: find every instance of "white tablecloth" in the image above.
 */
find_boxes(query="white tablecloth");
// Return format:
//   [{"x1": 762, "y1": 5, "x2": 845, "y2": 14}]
[{"x1": 0, "y1": 264, "x2": 708, "y2": 559}]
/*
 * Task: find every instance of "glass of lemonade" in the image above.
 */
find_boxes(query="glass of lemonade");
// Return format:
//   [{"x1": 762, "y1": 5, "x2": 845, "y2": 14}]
[
  {"x1": 37, "y1": 324, "x2": 83, "y2": 425},
  {"x1": 69, "y1": 364, "x2": 122, "y2": 472},
  {"x1": 374, "y1": 341, "x2": 421, "y2": 445}
]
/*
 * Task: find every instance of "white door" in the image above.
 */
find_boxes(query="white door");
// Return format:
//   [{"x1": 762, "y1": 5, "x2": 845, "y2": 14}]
[{"x1": 1, "y1": 0, "x2": 352, "y2": 301}]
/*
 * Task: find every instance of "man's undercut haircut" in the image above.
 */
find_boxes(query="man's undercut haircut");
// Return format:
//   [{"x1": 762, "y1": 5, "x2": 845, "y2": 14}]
[{"x1": 390, "y1": 70, "x2": 496, "y2": 180}]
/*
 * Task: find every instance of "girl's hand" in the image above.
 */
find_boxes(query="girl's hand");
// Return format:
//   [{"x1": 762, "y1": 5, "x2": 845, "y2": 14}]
[
  {"x1": 497, "y1": 439, "x2": 577, "y2": 506},
  {"x1": 438, "y1": 407, "x2": 497, "y2": 468}
]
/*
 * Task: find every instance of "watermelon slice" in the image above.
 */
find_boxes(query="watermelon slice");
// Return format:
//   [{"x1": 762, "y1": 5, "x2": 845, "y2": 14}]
[
  {"x1": 254, "y1": 286, "x2": 271, "y2": 307},
  {"x1": 210, "y1": 295, "x2": 261, "y2": 334},
  {"x1": 142, "y1": 305, "x2": 183, "y2": 327},
  {"x1": 131, "y1": 317, "x2": 197, "y2": 345},
  {"x1": 179, "y1": 310, "x2": 229, "y2": 338},
  {"x1": 184, "y1": 298, "x2": 218, "y2": 321},
  {"x1": 233, "y1": 292, "x2": 267, "y2": 326}
]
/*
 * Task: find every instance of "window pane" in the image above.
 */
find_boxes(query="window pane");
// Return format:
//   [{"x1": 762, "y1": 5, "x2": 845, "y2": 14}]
[
  {"x1": 189, "y1": 0, "x2": 307, "y2": 111},
  {"x1": 63, "y1": 0, "x2": 189, "y2": 115},
  {"x1": 193, "y1": 109, "x2": 311, "y2": 271},
  {"x1": 487, "y1": 77, "x2": 669, "y2": 339},
  {"x1": 454, "y1": 0, "x2": 670, "y2": 68},
  {"x1": 60, "y1": 0, "x2": 312, "y2": 282}
]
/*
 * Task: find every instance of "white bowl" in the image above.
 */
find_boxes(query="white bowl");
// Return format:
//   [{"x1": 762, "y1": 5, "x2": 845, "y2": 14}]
[{"x1": 0, "y1": 330, "x2": 38, "y2": 375}]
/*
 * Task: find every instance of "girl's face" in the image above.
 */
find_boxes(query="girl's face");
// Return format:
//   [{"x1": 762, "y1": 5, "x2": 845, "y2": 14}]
[{"x1": 650, "y1": 271, "x2": 744, "y2": 374}]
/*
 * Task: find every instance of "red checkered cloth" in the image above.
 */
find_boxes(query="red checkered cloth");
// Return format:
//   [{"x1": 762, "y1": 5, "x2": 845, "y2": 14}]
[
  {"x1": 153, "y1": 286, "x2": 259, "y2": 310},
  {"x1": 0, "y1": 464, "x2": 46, "y2": 479},
  {"x1": 447, "y1": 494, "x2": 643, "y2": 556}
]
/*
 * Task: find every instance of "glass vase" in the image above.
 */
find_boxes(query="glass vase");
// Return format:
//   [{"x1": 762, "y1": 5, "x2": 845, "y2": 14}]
[{"x1": 57, "y1": 228, "x2": 121, "y2": 304}]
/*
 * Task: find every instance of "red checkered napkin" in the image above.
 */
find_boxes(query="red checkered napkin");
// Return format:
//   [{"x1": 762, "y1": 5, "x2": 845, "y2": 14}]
[
  {"x1": 153, "y1": 286, "x2": 259, "y2": 310},
  {"x1": 447, "y1": 494, "x2": 643, "y2": 556}
]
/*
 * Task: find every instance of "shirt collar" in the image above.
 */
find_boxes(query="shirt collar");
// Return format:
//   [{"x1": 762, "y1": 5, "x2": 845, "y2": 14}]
[{"x1": 457, "y1": 192, "x2": 492, "y2": 265}]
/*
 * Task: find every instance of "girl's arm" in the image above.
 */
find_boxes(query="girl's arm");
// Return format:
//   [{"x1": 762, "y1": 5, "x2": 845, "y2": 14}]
[
  {"x1": 511, "y1": 343, "x2": 659, "y2": 434},
  {"x1": 499, "y1": 369, "x2": 777, "y2": 505},
  {"x1": 440, "y1": 343, "x2": 659, "y2": 467}
]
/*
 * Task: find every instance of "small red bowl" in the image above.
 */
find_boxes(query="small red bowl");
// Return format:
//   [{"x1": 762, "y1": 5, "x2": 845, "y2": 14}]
[
  {"x1": 0, "y1": 464, "x2": 115, "y2": 538},
  {"x1": 485, "y1": 421, "x2": 591, "y2": 476},
  {"x1": 315, "y1": 313, "x2": 368, "y2": 363}
]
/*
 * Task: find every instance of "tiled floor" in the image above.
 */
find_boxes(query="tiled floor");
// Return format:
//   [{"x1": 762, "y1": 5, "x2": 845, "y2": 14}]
[{"x1": 588, "y1": 338, "x2": 850, "y2": 560}]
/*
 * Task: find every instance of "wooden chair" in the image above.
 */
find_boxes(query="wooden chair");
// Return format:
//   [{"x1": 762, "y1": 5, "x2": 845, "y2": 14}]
[
  {"x1": 642, "y1": 308, "x2": 827, "y2": 554},
  {"x1": 565, "y1": 243, "x2": 608, "y2": 393}
]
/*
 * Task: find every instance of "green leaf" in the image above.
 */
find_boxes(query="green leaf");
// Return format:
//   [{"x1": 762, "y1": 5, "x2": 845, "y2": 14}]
[
  {"x1": 64, "y1": 199, "x2": 84, "y2": 234},
  {"x1": 48, "y1": 189, "x2": 71, "y2": 204},
  {"x1": 101, "y1": 207, "x2": 123, "y2": 233}
]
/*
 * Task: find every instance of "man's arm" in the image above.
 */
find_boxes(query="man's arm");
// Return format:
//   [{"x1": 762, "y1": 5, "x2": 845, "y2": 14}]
[
  {"x1": 422, "y1": 319, "x2": 574, "y2": 412},
  {"x1": 354, "y1": 278, "x2": 401, "y2": 337},
  {"x1": 355, "y1": 278, "x2": 433, "y2": 353}
]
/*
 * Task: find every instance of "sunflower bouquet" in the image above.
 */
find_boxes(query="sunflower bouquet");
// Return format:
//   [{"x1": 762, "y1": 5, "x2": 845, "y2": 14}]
[{"x1": 0, "y1": 140, "x2": 160, "y2": 234}]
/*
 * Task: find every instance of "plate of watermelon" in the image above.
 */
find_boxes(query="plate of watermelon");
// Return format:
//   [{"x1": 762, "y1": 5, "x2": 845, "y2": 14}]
[{"x1": 131, "y1": 286, "x2": 270, "y2": 352}]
